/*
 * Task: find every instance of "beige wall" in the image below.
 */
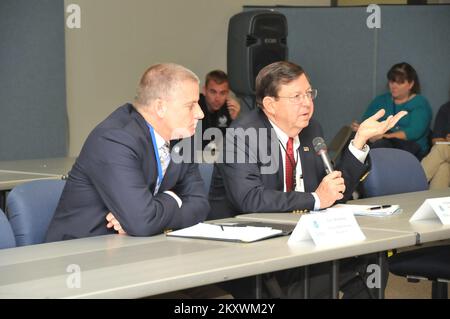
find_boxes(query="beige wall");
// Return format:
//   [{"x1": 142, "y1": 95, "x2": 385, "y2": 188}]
[{"x1": 64, "y1": 0, "x2": 330, "y2": 156}]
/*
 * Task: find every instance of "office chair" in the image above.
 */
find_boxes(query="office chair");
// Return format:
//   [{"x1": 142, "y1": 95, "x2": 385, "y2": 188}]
[
  {"x1": 389, "y1": 245, "x2": 450, "y2": 299},
  {"x1": 6, "y1": 179, "x2": 65, "y2": 246},
  {"x1": 198, "y1": 162, "x2": 214, "y2": 194},
  {"x1": 0, "y1": 208, "x2": 15, "y2": 249},
  {"x1": 328, "y1": 125, "x2": 353, "y2": 162},
  {"x1": 360, "y1": 148, "x2": 447, "y2": 298},
  {"x1": 361, "y1": 148, "x2": 428, "y2": 197}
]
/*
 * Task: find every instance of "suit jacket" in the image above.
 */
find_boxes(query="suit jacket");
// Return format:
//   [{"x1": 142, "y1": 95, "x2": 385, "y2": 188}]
[
  {"x1": 208, "y1": 108, "x2": 369, "y2": 219},
  {"x1": 46, "y1": 104, "x2": 209, "y2": 242}
]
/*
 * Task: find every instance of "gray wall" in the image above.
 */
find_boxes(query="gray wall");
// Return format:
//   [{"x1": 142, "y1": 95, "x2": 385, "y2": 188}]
[
  {"x1": 64, "y1": 0, "x2": 329, "y2": 157},
  {"x1": 246, "y1": 5, "x2": 450, "y2": 142},
  {"x1": 0, "y1": 0, "x2": 67, "y2": 160}
]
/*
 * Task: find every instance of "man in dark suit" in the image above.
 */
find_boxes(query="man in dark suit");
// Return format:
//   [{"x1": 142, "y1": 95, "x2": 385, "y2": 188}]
[
  {"x1": 210, "y1": 61, "x2": 406, "y2": 298},
  {"x1": 210, "y1": 61, "x2": 406, "y2": 218},
  {"x1": 46, "y1": 63, "x2": 209, "y2": 242}
]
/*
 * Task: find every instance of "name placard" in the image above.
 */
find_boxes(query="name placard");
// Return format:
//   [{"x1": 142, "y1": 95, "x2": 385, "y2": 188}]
[
  {"x1": 288, "y1": 210, "x2": 366, "y2": 247},
  {"x1": 410, "y1": 197, "x2": 450, "y2": 225}
]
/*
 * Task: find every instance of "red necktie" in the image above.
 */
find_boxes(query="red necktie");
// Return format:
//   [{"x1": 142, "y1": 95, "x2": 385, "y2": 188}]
[{"x1": 285, "y1": 137, "x2": 295, "y2": 192}]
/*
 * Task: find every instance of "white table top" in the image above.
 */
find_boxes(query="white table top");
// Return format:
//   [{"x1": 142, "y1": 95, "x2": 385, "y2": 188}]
[
  {"x1": 0, "y1": 157, "x2": 76, "y2": 178},
  {"x1": 0, "y1": 226, "x2": 416, "y2": 299},
  {"x1": 350, "y1": 189, "x2": 450, "y2": 243},
  {"x1": 237, "y1": 189, "x2": 450, "y2": 244},
  {"x1": 0, "y1": 171, "x2": 61, "y2": 191}
]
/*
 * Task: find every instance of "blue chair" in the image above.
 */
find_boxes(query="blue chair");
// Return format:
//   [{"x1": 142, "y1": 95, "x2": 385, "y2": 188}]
[
  {"x1": 6, "y1": 179, "x2": 65, "y2": 246},
  {"x1": 198, "y1": 162, "x2": 214, "y2": 194},
  {"x1": 362, "y1": 148, "x2": 428, "y2": 197},
  {"x1": 0, "y1": 208, "x2": 15, "y2": 249},
  {"x1": 361, "y1": 149, "x2": 448, "y2": 298}
]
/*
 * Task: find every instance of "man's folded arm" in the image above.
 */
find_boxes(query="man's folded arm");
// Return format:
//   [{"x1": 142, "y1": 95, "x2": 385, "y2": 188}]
[
  {"x1": 168, "y1": 163, "x2": 210, "y2": 228},
  {"x1": 85, "y1": 132, "x2": 198, "y2": 236}
]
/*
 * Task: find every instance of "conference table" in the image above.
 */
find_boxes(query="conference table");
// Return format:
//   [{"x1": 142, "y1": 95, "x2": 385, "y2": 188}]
[
  {"x1": 237, "y1": 189, "x2": 450, "y2": 245},
  {"x1": 236, "y1": 189, "x2": 450, "y2": 298},
  {"x1": 0, "y1": 223, "x2": 416, "y2": 299},
  {"x1": 0, "y1": 157, "x2": 76, "y2": 180},
  {"x1": 0, "y1": 189, "x2": 447, "y2": 299},
  {"x1": 0, "y1": 171, "x2": 59, "y2": 192},
  {"x1": 0, "y1": 157, "x2": 76, "y2": 209}
]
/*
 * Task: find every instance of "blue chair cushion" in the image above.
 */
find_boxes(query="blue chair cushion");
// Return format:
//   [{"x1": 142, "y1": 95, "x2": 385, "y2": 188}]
[
  {"x1": 363, "y1": 148, "x2": 428, "y2": 197},
  {"x1": 198, "y1": 162, "x2": 214, "y2": 194},
  {"x1": 0, "y1": 209, "x2": 15, "y2": 249},
  {"x1": 7, "y1": 180, "x2": 65, "y2": 246}
]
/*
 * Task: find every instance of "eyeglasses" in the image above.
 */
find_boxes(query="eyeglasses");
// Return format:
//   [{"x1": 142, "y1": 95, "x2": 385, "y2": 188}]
[{"x1": 276, "y1": 89, "x2": 318, "y2": 104}]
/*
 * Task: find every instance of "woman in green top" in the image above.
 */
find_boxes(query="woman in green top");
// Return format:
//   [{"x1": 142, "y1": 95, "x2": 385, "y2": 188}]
[{"x1": 352, "y1": 62, "x2": 432, "y2": 160}]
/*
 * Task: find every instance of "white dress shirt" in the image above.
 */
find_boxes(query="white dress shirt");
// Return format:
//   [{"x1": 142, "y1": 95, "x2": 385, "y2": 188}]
[
  {"x1": 153, "y1": 131, "x2": 182, "y2": 208},
  {"x1": 269, "y1": 120, "x2": 369, "y2": 210}
]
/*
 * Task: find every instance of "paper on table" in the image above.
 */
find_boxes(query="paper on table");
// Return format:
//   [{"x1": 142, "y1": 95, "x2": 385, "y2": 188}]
[
  {"x1": 166, "y1": 223, "x2": 283, "y2": 243},
  {"x1": 327, "y1": 204, "x2": 401, "y2": 217}
]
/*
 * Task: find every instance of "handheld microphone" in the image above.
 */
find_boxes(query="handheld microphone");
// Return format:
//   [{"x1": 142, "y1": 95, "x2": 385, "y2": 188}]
[{"x1": 312, "y1": 137, "x2": 334, "y2": 174}]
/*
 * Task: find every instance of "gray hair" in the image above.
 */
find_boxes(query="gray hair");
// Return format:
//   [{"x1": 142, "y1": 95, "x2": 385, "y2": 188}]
[{"x1": 135, "y1": 63, "x2": 199, "y2": 106}]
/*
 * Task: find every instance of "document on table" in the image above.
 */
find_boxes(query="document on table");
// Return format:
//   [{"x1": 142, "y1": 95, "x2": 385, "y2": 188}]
[
  {"x1": 326, "y1": 204, "x2": 401, "y2": 217},
  {"x1": 166, "y1": 223, "x2": 283, "y2": 243}
]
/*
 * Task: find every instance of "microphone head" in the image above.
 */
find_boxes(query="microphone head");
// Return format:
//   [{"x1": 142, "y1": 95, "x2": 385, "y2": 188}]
[{"x1": 312, "y1": 137, "x2": 327, "y2": 154}]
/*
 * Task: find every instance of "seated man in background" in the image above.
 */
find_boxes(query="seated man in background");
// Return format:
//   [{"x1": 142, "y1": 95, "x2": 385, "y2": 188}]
[
  {"x1": 210, "y1": 61, "x2": 406, "y2": 298},
  {"x1": 421, "y1": 100, "x2": 450, "y2": 189},
  {"x1": 46, "y1": 63, "x2": 209, "y2": 242},
  {"x1": 198, "y1": 70, "x2": 241, "y2": 150}
]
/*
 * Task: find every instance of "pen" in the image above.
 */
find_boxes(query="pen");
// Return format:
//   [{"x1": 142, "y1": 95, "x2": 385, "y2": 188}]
[{"x1": 368, "y1": 205, "x2": 391, "y2": 210}]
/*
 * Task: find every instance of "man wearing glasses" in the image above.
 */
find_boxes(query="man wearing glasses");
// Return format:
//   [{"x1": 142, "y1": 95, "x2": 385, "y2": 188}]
[{"x1": 209, "y1": 61, "x2": 406, "y2": 298}]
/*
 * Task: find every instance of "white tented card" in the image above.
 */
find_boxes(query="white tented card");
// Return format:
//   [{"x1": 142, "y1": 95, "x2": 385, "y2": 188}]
[
  {"x1": 288, "y1": 210, "x2": 366, "y2": 247},
  {"x1": 410, "y1": 197, "x2": 450, "y2": 225}
]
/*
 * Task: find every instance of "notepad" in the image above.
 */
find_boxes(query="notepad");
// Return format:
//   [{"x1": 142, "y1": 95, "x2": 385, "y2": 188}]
[
  {"x1": 217, "y1": 221, "x2": 296, "y2": 235},
  {"x1": 326, "y1": 204, "x2": 401, "y2": 217},
  {"x1": 166, "y1": 223, "x2": 284, "y2": 243}
]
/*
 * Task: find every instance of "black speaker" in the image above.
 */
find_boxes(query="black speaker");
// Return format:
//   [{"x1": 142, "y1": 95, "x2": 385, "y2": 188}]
[{"x1": 227, "y1": 10, "x2": 288, "y2": 96}]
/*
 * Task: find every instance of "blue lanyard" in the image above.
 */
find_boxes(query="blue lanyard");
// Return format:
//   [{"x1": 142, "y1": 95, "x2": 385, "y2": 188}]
[{"x1": 147, "y1": 124, "x2": 163, "y2": 191}]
